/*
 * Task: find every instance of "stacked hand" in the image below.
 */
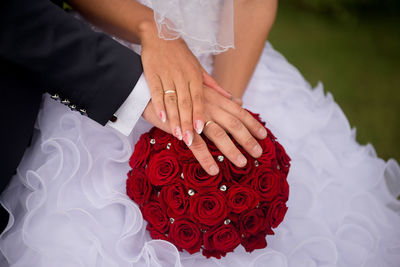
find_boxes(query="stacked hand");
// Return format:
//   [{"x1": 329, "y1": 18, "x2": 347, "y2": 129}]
[
  {"x1": 143, "y1": 85, "x2": 267, "y2": 175},
  {"x1": 139, "y1": 23, "x2": 233, "y2": 147}
]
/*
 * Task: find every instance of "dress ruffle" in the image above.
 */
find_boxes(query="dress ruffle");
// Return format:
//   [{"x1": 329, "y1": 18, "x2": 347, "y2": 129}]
[{"x1": 1, "y1": 43, "x2": 399, "y2": 267}]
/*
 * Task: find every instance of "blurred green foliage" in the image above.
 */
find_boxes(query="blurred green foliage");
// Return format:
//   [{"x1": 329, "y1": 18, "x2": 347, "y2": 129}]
[
  {"x1": 269, "y1": 3, "x2": 400, "y2": 162},
  {"x1": 281, "y1": 0, "x2": 400, "y2": 20}
]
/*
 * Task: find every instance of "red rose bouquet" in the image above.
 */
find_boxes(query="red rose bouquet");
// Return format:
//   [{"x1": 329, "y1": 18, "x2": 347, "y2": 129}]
[{"x1": 126, "y1": 112, "x2": 290, "y2": 258}]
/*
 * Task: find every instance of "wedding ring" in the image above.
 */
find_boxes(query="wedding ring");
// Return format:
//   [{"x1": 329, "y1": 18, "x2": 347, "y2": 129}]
[
  {"x1": 205, "y1": 121, "x2": 213, "y2": 128},
  {"x1": 164, "y1": 90, "x2": 176, "y2": 95}
]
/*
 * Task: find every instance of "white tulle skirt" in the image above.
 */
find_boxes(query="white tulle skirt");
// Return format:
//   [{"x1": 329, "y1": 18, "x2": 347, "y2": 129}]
[{"x1": 1, "y1": 43, "x2": 400, "y2": 267}]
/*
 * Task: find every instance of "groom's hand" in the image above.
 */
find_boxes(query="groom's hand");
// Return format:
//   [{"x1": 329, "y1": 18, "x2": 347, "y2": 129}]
[{"x1": 142, "y1": 87, "x2": 267, "y2": 175}]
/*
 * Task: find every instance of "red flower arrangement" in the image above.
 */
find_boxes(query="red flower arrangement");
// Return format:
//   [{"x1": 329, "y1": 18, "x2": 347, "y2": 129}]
[{"x1": 126, "y1": 112, "x2": 290, "y2": 258}]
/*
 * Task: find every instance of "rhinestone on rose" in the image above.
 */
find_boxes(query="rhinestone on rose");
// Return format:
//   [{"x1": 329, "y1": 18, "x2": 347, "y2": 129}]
[
  {"x1": 170, "y1": 218, "x2": 175, "y2": 224},
  {"x1": 180, "y1": 173, "x2": 184, "y2": 179},
  {"x1": 254, "y1": 160, "x2": 259, "y2": 167},
  {"x1": 277, "y1": 165, "x2": 281, "y2": 170},
  {"x1": 166, "y1": 143, "x2": 171, "y2": 149},
  {"x1": 224, "y1": 219, "x2": 231, "y2": 225},
  {"x1": 188, "y1": 189, "x2": 195, "y2": 196},
  {"x1": 150, "y1": 138, "x2": 156, "y2": 145},
  {"x1": 217, "y1": 155, "x2": 224, "y2": 162},
  {"x1": 220, "y1": 185, "x2": 227, "y2": 192}
]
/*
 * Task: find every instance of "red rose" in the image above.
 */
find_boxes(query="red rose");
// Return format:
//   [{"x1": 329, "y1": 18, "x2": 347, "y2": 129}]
[
  {"x1": 226, "y1": 185, "x2": 259, "y2": 213},
  {"x1": 190, "y1": 191, "x2": 228, "y2": 226},
  {"x1": 275, "y1": 142, "x2": 291, "y2": 175},
  {"x1": 252, "y1": 167, "x2": 283, "y2": 202},
  {"x1": 239, "y1": 208, "x2": 266, "y2": 237},
  {"x1": 129, "y1": 134, "x2": 152, "y2": 169},
  {"x1": 202, "y1": 224, "x2": 241, "y2": 259},
  {"x1": 171, "y1": 138, "x2": 194, "y2": 163},
  {"x1": 266, "y1": 197, "x2": 288, "y2": 228},
  {"x1": 159, "y1": 183, "x2": 188, "y2": 218},
  {"x1": 142, "y1": 201, "x2": 169, "y2": 233},
  {"x1": 168, "y1": 218, "x2": 202, "y2": 254},
  {"x1": 241, "y1": 233, "x2": 267, "y2": 252},
  {"x1": 183, "y1": 161, "x2": 222, "y2": 191},
  {"x1": 146, "y1": 150, "x2": 181, "y2": 186},
  {"x1": 148, "y1": 127, "x2": 175, "y2": 151},
  {"x1": 227, "y1": 149, "x2": 254, "y2": 185},
  {"x1": 258, "y1": 137, "x2": 276, "y2": 167},
  {"x1": 126, "y1": 169, "x2": 152, "y2": 205},
  {"x1": 147, "y1": 224, "x2": 168, "y2": 241}
]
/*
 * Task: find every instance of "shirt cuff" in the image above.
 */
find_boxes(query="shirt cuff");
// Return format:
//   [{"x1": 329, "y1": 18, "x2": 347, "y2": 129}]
[{"x1": 106, "y1": 74, "x2": 150, "y2": 136}]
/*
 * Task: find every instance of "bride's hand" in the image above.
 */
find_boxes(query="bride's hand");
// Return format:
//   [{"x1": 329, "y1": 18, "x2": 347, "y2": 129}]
[
  {"x1": 142, "y1": 86, "x2": 267, "y2": 176},
  {"x1": 139, "y1": 22, "x2": 221, "y2": 147}
]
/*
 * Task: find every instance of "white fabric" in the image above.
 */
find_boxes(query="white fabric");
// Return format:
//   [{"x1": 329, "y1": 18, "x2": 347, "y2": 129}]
[
  {"x1": 137, "y1": 0, "x2": 234, "y2": 56},
  {"x1": 1, "y1": 43, "x2": 400, "y2": 267},
  {"x1": 107, "y1": 74, "x2": 151, "y2": 136}
]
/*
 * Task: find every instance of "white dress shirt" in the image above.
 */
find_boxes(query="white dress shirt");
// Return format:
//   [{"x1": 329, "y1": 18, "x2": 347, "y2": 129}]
[{"x1": 106, "y1": 74, "x2": 151, "y2": 136}]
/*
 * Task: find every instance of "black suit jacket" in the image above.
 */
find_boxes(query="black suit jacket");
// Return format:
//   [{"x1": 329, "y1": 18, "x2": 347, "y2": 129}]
[{"x1": 0, "y1": 0, "x2": 143, "y2": 193}]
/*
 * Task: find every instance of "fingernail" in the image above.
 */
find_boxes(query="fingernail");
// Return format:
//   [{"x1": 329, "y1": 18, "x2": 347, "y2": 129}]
[
  {"x1": 253, "y1": 144, "x2": 263, "y2": 156},
  {"x1": 259, "y1": 127, "x2": 267, "y2": 138},
  {"x1": 209, "y1": 165, "x2": 219, "y2": 175},
  {"x1": 237, "y1": 154, "x2": 247, "y2": 166},
  {"x1": 183, "y1": 130, "x2": 193, "y2": 147},
  {"x1": 159, "y1": 111, "x2": 166, "y2": 123},
  {"x1": 174, "y1": 127, "x2": 183, "y2": 140},
  {"x1": 194, "y1": 120, "x2": 204, "y2": 134}
]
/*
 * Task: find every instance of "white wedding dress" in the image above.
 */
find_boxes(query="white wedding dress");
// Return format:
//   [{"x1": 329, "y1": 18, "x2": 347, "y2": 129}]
[{"x1": 1, "y1": 2, "x2": 400, "y2": 267}]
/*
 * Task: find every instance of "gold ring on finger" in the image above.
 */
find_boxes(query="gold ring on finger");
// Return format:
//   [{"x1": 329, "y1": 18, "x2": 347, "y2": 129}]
[
  {"x1": 164, "y1": 90, "x2": 176, "y2": 95},
  {"x1": 205, "y1": 121, "x2": 213, "y2": 128}
]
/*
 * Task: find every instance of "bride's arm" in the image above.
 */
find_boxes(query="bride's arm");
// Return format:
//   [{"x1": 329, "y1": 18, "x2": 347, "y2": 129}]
[
  {"x1": 69, "y1": 0, "x2": 213, "y2": 146},
  {"x1": 212, "y1": 0, "x2": 278, "y2": 99}
]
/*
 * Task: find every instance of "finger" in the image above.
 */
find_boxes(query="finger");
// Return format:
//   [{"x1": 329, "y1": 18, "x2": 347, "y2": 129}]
[
  {"x1": 189, "y1": 133, "x2": 219, "y2": 175},
  {"x1": 145, "y1": 73, "x2": 166, "y2": 123},
  {"x1": 212, "y1": 107, "x2": 263, "y2": 159},
  {"x1": 206, "y1": 88, "x2": 267, "y2": 140},
  {"x1": 203, "y1": 116, "x2": 248, "y2": 167},
  {"x1": 201, "y1": 69, "x2": 233, "y2": 99},
  {"x1": 162, "y1": 79, "x2": 182, "y2": 140},
  {"x1": 189, "y1": 78, "x2": 205, "y2": 135},
  {"x1": 175, "y1": 76, "x2": 194, "y2": 147}
]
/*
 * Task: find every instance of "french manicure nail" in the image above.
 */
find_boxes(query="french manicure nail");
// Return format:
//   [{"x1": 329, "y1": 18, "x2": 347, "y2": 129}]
[
  {"x1": 159, "y1": 111, "x2": 166, "y2": 123},
  {"x1": 259, "y1": 127, "x2": 267, "y2": 138},
  {"x1": 174, "y1": 127, "x2": 183, "y2": 140},
  {"x1": 209, "y1": 165, "x2": 219, "y2": 175},
  {"x1": 253, "y1": 144, "x2": 263, "y2": 156},
  {"x1": 183, "y1": 130, "x2": 193, "y2": 147},
  {"x1": 194, "y1": 120, "x2": 204, "y2": 134},
  {"x1": 237, "y1": 154, "x2": 247, "y2": 166}
]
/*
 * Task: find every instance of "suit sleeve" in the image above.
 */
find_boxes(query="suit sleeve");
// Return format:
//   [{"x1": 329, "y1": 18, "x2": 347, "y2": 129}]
[{"x1": 0, "y1": 0, "x2": 143, "y2": 125}]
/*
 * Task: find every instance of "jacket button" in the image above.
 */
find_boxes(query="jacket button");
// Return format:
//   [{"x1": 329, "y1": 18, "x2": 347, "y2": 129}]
[
  {"x1": 79, "y1": 109, "x2": 87, "y2": 116},
  {"x1": 109, "y1": 115, "x2": 117, "y2": 123},
  {"x1": 61, "y1": 99, "x2": 70, "y2": 105},
  {"x1": 69, "y1": 104, "x2": 77, "y2": 110},
  {"x1": 50, "y1": 93, "x2": 60, "y2": 100}
]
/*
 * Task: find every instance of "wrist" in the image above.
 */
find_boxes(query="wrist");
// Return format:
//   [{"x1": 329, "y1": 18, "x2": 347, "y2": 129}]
[{"x1": 138, "y1": 19, "x2": 159, "y2": 45}]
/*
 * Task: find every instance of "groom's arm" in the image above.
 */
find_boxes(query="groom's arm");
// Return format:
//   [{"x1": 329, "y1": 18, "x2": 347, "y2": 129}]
[{"x1": 0, "y1": 0, "x2": 143, "y2": 125}]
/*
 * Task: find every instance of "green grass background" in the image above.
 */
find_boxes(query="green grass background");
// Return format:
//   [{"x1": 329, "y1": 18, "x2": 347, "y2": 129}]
[{"x1": 268, "y1": 3, "x2": 400, "y2": 162}]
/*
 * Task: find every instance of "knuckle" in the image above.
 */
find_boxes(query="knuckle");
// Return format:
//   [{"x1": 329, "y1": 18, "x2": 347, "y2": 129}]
[
  {"x1": 211, "y1": 126, "x2": 227, "y2": 140},
  {"x1": 237, "y1": 106, "x2": 248, "y2": 117},
  {"x1": 165, "y1": 94, "x2": 177, "y2": 104},
  {"x1": 190, "y1": 139, "x2": 205, "y2": 151},
  {"x1": 179, "y1": 97, "x2": 192, "y2": 109},
  {"x1": 192, "y1": 93, "x2": 203, "y2": 103},
  {"x1": 228, "y1": 117, "x2": 243, "y2": 131},
  {"x1": 244, "y1": 135, "x2": 257, "y2": 148}
]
